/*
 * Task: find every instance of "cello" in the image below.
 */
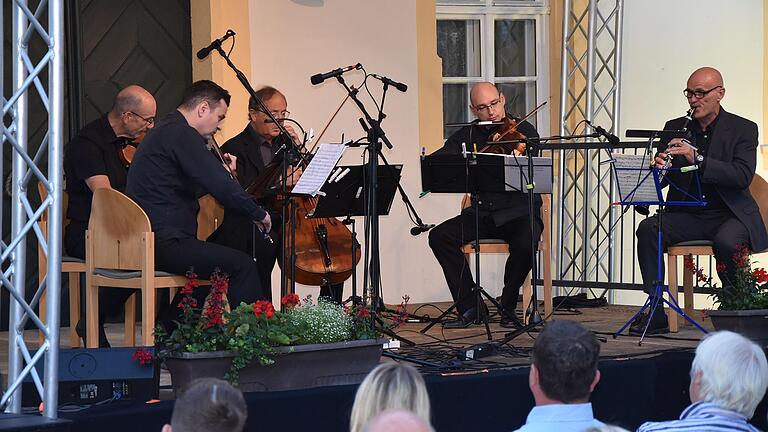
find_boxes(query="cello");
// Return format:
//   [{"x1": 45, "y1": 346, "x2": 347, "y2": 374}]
[{"x1": 246, "y1": 101, "x2": 361, "y2": 287}]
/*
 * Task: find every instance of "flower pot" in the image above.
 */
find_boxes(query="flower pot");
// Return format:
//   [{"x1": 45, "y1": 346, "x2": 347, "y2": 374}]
[
  {"x1": 707, "y1": 309, "x2": 768, "y2": 347},
  {"x1": 166, "y1": 338, "x2": 386, "y2": 393},
  {"x1": 165, "y1": 350, "x2": 237, "y2": 395}
]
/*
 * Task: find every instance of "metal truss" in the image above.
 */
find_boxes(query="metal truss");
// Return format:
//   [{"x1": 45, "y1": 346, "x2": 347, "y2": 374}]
[
  {"x1": 1, "y1": 0, "x2": 64, "y2": 418},
  {"x1": 557, "y1": 0, "x2": 624, "y2": 298}
]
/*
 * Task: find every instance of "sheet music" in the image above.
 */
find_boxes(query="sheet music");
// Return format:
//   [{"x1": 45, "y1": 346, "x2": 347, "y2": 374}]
[
  {"x1": 292, "y1": 143, "x2": 346, "y2": 196},
  {"x1": 612, "y1": 152, "x2": 658, "y2": 202}
]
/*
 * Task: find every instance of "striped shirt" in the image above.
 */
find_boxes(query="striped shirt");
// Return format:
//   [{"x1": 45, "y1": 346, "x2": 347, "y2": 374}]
[{"x1": 637, "y1": 401, "x2": 761, "y2": 432}]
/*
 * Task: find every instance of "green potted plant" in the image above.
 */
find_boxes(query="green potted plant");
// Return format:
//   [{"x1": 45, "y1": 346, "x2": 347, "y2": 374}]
[
  {"x1": 157, "y1": 270, "x2": 386, "y2": 393},
  {"x1": 685, "y1": 244, "x2": 768, "y2": 345}
]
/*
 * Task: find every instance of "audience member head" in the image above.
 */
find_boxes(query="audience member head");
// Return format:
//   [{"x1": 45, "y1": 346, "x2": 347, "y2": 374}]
[
  {"x1": 177, "y1": 80, "x2": 231, "y2": 139},
  {"x1": 689, "y1": 330, "x2": 768, "y2": 418},
  {"x1": 363, "y1": 409, "x2": 434, "y2": 432},
  {"x1": 585, "y1": 426, "x2": 631, "y2": 432},
  {"x1": 109, "y1": 85, "x2": 156, "y2": 140},
  {"x1": 248, "y1": 86, "x2": 288, "y2": 141},
  {"x1": 161, "y1": 378, "x2": 247, "y2": 432},
  {"x1": 349, "y1": 363, "x2": 431, "y2": 432},
  {"x1": 530, "y1": 320, "x2": 601, "y2": 404}
]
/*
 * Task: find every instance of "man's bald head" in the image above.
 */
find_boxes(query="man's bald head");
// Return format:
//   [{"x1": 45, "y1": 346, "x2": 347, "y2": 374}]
[
  {"x1": 685, "y1": 67, "x2": 725, "y2": 125},
  {"x1": 688, "y1": 67, "x2": 724, "y2": 88},
  {"x1": 469, "y1": 82, "x2": 505, "y2": 122},
  {"x1": 112, "y1": 85, "x2": 156, "y2": 117}
]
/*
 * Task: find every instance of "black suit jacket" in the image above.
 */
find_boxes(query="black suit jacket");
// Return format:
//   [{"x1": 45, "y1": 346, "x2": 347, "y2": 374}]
[{"x1": 660, "y1": 108, "x2": 768, "y2": 251}]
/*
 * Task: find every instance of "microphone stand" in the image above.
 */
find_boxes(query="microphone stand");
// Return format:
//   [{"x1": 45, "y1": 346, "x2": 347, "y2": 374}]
[{"x1": 209, "y1": 42, "x2": 304, "y2": 306}]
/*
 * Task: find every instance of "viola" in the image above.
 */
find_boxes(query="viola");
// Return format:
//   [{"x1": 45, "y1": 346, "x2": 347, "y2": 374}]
[
  {"x1": 478, "y1": 101, "x2": 548, "y2": 155},
  {"x1": 118, "y1": 130, "x2": 145, "y2": 166}
]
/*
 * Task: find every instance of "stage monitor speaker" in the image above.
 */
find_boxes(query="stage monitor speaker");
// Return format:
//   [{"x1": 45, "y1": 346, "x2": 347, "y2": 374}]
[{"x1": 21, "y1": 347, "x2": 159, "y2": 407}]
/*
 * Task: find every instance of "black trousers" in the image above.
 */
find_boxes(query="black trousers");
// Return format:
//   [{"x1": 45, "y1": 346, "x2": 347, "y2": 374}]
[
  {"x1": 428, "y1": 210, "x2": 543, "y2": 314},
  {"x1": 636, "y1": 208, "x2": 750, "y2": 297},
  {"x1": 208, "y1": 212, "x2": 345, "y2": 303}
]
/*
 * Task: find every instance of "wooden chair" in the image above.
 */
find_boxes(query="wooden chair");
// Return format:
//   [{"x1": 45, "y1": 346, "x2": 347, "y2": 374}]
[
  {"x1": 666, "y1": 173, "x2": 768, "y2": 332},
  {"x1": 460, "y1": 194, "x2": 553, "y2": 323},
  {"x1": 197, "y1": 194, "x2": 225, "y2": 241},
  {"x1": 85, "y1": 188, "x2": 208, "y2": 347},
  {"x1": 37, "y1": 183, "x2": 84, "y2": 347}
]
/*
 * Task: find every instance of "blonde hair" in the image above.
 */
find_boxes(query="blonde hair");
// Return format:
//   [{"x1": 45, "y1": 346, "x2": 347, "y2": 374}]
[{"x1": 349, "y1": 363, "x2": 431, "y2": 432}]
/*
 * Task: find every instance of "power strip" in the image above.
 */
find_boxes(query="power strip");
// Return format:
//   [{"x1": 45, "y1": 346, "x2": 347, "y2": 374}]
[{"x1": 459, "y1": 343, "x2": 498, "y2": 360}]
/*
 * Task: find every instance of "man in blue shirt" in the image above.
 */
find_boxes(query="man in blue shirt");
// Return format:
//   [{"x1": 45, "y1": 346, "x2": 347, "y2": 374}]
[
  {"x1": 513, "y1": 320, "x2": 605, "y2": 431},
  {"x1": 638, "y1": 331, "x2": 768, "y2": 432}
]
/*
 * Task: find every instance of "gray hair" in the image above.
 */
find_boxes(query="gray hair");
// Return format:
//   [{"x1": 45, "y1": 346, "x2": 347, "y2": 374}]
[{"x1": 692, "y1": 331, "x2": 768, "y2": 418}]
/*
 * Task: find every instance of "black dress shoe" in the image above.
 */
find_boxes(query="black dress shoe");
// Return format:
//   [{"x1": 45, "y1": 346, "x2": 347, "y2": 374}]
[
  {"x1": 443, "y1": 306, "x2": 487, "y2": 329},
  {"x1": 628, "y1": 310, "x2": 669, "y2": 335},
  {"x1": 75, "y1": 319, "x2": 111, "y2": 348},
  {"x1": 499, "y1": 314, "x2": 525, "y2": 329}
]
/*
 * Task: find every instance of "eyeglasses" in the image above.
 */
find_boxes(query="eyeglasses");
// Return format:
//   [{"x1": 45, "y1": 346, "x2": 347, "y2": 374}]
[
  {"x1": 257, "y1": 109, "x2": 290, "y2": 119},
  {"x1": 683, "y1": 86, "x2": 722, "y2": 99},
  {"x1": 127, "y1": 111, "x2": 155, "y2": 125},
  {"x1": 472, "y1": 98, "x2": 503, "y2": 112}
]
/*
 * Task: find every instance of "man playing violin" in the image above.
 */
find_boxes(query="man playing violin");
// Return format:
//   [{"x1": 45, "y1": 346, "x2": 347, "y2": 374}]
[
  {"x1": 127, "y1": 80, "x2": 271, "y2": 327},
  {"x1": 64, "y1": 84, "x2": 156, "y2": 347},
  {"x1": 633, "y1": 67, "x2": 768, "y2": 335},
  {"x1": 209, "y1": 86, "x2": 345, "y2": 303},
  {"x1": 428, "y1": 81, "x2": 542, "y2": 329}
]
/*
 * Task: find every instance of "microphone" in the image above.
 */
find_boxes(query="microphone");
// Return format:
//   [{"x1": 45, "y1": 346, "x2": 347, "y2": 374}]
[
  {"x1": 310, "y1": 63, "x2": 362, "y2": 85},
  {"x1": 410, "y1": 224, "x2": 435, "y2": 236},
  {"x1": 196, "y1": 30, "x2": 236, "y2": 60},
  {"x1": 370, "y1": 73, "x2": 408, "y2": 92},
  {"x1": 585, "y1": 120, "x2": 620, "y2": 146}
]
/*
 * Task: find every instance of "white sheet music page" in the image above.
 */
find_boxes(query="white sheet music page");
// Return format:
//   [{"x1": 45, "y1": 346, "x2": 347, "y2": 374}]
[
  {"x1": 292, "y1": 143, "x2": 346, "y2": 196},
  {"x1": 611, "y1": 152, "x2": 658, "y2": 203}
]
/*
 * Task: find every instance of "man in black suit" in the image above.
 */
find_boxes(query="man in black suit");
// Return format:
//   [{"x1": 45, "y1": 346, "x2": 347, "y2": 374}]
[
  {"x1": 428, "y1": 82, "x2": 542, "y2": 329},
  {"x1": 208, "y1": 86, "x2": 345, "y2": 303},
  {"x1": 633, "y1": 67, "x2": 768, "y2": 335}
]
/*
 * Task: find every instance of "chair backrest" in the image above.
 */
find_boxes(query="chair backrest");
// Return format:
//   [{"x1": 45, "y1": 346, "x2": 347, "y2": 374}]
[
  {"x1": 89, "y1": 188, "x2": 152, "y2": 271},
  {"x1": 37, "y1": 181, "x2": 71, "y2": 229},
  {"x1": 197, "y1": 194, "x2": 225, "y2": 240},
  {"x1": 749, "y1": 173, "x2": 768, "y2": 233}
]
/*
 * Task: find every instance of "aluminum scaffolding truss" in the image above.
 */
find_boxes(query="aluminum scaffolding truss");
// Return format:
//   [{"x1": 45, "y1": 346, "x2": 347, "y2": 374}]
[
  {"x1": 1, "y1": 0, "x2": 64, "y2": 418},
  {"x1": 557, "y1": 0, "x2": 623, "y2": 298}
]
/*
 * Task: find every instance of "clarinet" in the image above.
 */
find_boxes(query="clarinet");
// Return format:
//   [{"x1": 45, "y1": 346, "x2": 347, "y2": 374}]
[
  {"x1": 634, "y1": 107, "x2": 695, "y2": 216},
  {"x1": 658, "y1": 107, "x2": 696, "y2": 182}
]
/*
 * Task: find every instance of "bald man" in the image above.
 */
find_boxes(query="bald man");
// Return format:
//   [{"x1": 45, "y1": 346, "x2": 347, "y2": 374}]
[
  {"x1": 64, "y1": 84, "x2": 156, "y2": 346},
  {"x1": 428, "y1": 82, "x2": 542, "y2": 329},
  {"x1": 632, "y1": 67, "x2": 768, "y2": 335}
]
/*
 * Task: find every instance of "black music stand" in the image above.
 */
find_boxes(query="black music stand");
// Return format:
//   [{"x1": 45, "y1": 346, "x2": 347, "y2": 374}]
[
  {"x1": 311, "y1": 164, "x2": 414, "y2": 345},
  {"x1": 612, "y1": 158, "x2": 708, "y2": 344},
  {"x1": 419, "y1": 152, "x2": 552, "y2": 340}
]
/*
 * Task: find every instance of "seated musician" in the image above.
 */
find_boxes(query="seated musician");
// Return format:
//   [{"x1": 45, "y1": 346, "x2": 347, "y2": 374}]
[
  {"x1": 208, "y1": 86, "x2": 345, "y2": 303},
  {"x1": 126, "y1": 80, "x2": 271, "y2": 318},
  {"x1": 428, "y1": 81, "x2": 542, "y2": 329},
  {"x1": 633, "y1": 67, "x2": 768, "y2": 335},
  {"x1": 64, "y1": 84, "x2": 156, "y2": 347}
]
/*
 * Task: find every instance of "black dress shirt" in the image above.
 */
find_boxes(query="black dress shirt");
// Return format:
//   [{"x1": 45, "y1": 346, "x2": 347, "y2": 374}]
[
  {"x1": 126, "y1": 111, "x2": 267, "y2": 242},
  {"x1": 64, "y1": 114, "x2": 129, "y2": 223}
]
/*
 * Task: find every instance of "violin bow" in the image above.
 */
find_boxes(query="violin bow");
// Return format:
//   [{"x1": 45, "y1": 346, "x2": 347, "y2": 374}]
[{"x1": 310, "y1": 91, "x2": 352, "y2": 154}]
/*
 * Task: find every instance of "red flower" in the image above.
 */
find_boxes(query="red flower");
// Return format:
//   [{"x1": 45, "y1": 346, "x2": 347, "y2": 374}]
[
  {"x1": 754, "y1": 268, "x2": 768, "y2": 284},
  {"x1": 281, "y1": 293, "x2": 300, "y2": 309},
  {"x1": 253, "y1": 300, "x2": 275, "y2": 319},
  {"x1": 132, "y1": 347, "x2": 153, "y2": 366},
  {"x1": 716, "y1": 262, "x2": 727, "y2": 273},
  {"x1": 357, "y1": 307, "x2": 370, "y2": 318}
]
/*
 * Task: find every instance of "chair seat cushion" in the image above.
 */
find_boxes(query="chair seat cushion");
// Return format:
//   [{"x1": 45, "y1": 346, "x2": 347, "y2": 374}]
[
  {"x1": 94, "y1": 268, "x2": 178, "y2": 279},
  {"x1": 62, "y1": 256, "x2": 84, "y2": 263},
  {"x1": 670, "y1": 240, "x2": 714, "y2": 247}
]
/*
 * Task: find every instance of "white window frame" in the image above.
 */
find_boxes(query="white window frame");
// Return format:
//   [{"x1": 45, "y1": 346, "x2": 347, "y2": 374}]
[{"x1": 437, "y1": 1, "x2": 550, "y2": 134}]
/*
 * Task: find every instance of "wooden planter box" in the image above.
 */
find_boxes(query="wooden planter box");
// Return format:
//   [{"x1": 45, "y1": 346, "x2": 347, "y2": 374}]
[
  {"x1": 165, "y1": 338, "x2": 385, "y2": 394},
  {"x1": 708, "y1": 309, "x2": 768, "y2": 347}
]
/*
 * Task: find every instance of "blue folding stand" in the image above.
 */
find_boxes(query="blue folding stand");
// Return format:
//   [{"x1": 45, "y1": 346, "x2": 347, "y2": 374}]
[{"x1": 613, "y1": 160, "x2": 709, "y2": 344}]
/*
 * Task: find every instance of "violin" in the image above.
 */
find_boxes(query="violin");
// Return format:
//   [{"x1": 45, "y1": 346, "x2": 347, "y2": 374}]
[
  {"x1": 479, "y1": 101, "x2": 548, "y2": 155},
  {"x1": 118, "y1": 130, "x2": 145, "y2": 166}
]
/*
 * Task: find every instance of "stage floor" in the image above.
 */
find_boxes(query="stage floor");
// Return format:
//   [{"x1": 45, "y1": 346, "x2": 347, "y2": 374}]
[{"x1": 0, "y1": 301, "x2": 711, "y2": 385}]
